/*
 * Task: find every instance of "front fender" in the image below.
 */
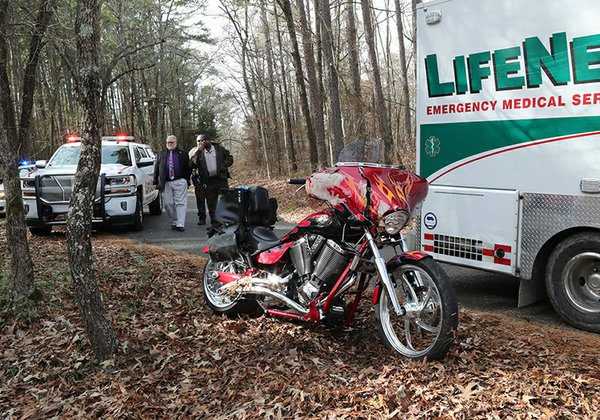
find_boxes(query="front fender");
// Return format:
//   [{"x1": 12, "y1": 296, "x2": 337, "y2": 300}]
[{"x1": 371, "y1": 251, "x2": 433, "y2": 304}]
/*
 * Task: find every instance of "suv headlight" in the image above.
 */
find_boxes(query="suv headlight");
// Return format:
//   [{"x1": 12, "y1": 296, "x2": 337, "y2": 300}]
[
  {"x1": 105, "y1": 175, "x2": 135, "y2": 194},
  {"x1": 21, "y1": 179, "x2": 36, "y2": 197},
  {"x1": 382, "y1": 210, "x2": 409, "y2": 235}
]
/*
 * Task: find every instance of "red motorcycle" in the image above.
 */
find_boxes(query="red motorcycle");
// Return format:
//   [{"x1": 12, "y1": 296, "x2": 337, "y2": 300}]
[{"x1": 203, "y1": 162, "x2": 458, "y2": 360}]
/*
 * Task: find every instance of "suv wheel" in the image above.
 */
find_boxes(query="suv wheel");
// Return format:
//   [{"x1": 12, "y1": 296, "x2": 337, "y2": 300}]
[
  {"x1": 29, "y1": 226, "x2": 52, "y2": 235},
  {"x1": 131, "y1": 192, "x2": 143, "y2": 231}
]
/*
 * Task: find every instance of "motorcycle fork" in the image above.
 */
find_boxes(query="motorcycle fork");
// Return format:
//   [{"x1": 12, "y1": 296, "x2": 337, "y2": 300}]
[{"x1": 365, "y1": 230, "x2": 405, "y2": 316}]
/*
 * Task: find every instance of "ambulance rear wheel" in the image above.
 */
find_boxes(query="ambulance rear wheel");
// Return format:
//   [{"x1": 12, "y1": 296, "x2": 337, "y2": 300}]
[{"x1": 545, "y1": 232, "x2": 600, "y2": 332}]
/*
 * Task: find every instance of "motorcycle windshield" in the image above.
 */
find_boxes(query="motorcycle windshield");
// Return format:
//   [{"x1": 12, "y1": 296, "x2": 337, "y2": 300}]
[{"x1": 306, "y1": 163, "x2": 428, "y2": 222}]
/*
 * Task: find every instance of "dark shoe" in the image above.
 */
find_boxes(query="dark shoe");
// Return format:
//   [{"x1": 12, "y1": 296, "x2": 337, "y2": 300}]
[
  {"x1": 198, "y1": 219, "x2": 206, "y2": 225},
  {"x1": 171, "y1": 225, "x2": 177, "y2": 230},
  {"x1": 174, "y1": 226, "x2": 185, "y2": 232}
]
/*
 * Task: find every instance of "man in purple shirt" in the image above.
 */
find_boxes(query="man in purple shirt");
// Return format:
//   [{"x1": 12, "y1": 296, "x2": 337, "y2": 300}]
[{"x1": 153, "y1": 135, "x2": 191, "y2": 231}]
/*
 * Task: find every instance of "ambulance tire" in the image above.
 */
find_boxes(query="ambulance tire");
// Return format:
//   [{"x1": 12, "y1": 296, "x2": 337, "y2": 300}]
[{"x1": 545, "y1": 232, "x2": 600, "y2": 333}]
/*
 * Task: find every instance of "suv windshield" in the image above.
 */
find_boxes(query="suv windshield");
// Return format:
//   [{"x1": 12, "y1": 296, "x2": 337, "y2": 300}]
[{"x1": 50, "y1": 145, "x2": 132, "y2": 166}]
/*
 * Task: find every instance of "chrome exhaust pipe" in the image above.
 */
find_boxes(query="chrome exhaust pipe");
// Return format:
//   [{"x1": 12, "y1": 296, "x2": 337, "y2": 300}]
[
  {"x1": 244, "y1": 286, "x2": 309, "y2": 315},
  {"x1": 221, "y1": 283, "x2": 309, "y2": 315}
]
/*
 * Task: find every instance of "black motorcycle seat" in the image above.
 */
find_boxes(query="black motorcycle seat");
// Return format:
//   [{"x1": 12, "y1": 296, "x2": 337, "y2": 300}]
[{"x1": 246, "y1": 226, "x2": 280, "y2": 252}]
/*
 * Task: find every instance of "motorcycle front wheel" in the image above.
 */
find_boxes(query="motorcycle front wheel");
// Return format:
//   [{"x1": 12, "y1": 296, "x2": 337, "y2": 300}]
[{"x1": 374, "y1": 258, "x2": 458, "y2": 361}]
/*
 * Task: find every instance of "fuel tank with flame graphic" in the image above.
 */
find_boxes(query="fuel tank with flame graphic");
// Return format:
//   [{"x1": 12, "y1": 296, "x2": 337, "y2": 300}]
[{"x1": 306, "y1": 164, "x2": 429, "y2": 222}]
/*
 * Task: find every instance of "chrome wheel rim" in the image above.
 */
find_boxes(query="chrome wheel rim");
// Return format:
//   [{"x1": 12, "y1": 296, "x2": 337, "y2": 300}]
[
  {"x1": 563, "y1": 252, "x2": 600, "y2": 314},
  {"x1": 380, "y1": 265, "x2": 443, "y2": 358},
  {"x1": 203, "y1": 259, "x2": 240, "y2": 310}
]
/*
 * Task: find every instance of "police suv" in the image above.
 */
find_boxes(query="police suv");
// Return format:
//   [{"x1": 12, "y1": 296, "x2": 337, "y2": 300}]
[{"x1": 21, "y1": 135, "x2": 161, "y2": 234}]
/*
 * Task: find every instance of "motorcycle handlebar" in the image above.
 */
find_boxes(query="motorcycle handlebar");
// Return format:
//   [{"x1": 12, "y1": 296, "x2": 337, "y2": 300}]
[{"x1": 287, "y1": 178, "x2": 306, "y2": 185}]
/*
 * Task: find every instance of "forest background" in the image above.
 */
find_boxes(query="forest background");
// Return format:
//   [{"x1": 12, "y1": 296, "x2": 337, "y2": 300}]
[{"x1": 1, "y1": 0, "x2": 417, "y2": 173}]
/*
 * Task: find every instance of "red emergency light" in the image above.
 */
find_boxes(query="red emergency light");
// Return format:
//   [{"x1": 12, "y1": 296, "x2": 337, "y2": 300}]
[{"x1": 66, "y1": 134, "x2": 81, "y2": 143}]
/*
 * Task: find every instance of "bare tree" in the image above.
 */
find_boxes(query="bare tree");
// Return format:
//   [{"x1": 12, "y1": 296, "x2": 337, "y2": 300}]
[
  {"x1": 67, "y1": 0, "x2": 117, "y2": 362},
  {"x1": 259, "y1": 0, "x2": 284, "y2": 175},
  {"x1": 221, "y1": 1, "x2": 271, "y2": 177},
  {"x1": 360, "y1": 0, "x2": 397, "y2": 165},
  {"x1": 276, "y1": 0, "x2": 319, "y2": 170},
  {"x1": 296, "y1": 0, "x2": 327, "y2": 168},
  {"x1": 0, "y1": 0, "x2": 56, "y2": 309},
  {"x1": 274, "y1": 6, "x2": 297, "y2": 172},
  {"x1": 394, "y1": 0, "x2": 413, "y2": 162},
  {"x1": 344, "y1": 0, "x2": 365, "y2": 139},
  {"x1": 319, "y1": 0, "x2": 344, "y2": 163}
]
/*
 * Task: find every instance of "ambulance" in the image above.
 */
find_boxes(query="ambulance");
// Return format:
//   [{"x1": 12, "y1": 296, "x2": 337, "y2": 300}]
[{"x1": 416, "y1": 0, "x2": 600, "y2": 331}]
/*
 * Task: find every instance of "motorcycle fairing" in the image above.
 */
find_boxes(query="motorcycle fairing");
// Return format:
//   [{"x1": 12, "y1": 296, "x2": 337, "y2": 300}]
[{"x1": 306, "y1": 164, "x2": 428, "y2": 221}]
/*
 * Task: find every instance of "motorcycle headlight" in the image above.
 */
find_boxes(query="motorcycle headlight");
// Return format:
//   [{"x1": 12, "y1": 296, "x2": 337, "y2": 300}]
[{"x1": 383, "y1": 210, "x2": 409, "y2": 235}]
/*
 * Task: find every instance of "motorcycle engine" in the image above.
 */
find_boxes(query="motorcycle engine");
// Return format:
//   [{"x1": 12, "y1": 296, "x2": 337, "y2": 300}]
[{"x1": 290, "y1": 235, "x2": 350, "y2": 305}]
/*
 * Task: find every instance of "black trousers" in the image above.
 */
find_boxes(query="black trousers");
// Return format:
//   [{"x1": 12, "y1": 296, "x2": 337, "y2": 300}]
[
  {"x1": 192, "y1": 177, "x2": 206, "y2": 221},
  {"x1": 205, "y1": 177, "x2": 229, "y2": 225}
]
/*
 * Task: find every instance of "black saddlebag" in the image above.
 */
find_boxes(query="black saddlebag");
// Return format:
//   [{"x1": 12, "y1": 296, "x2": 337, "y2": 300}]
[
  {"x1": 214, "y1": 188, "x2": 250, "y2": 225},
  {"x1": 206, "y1": 231, "x2": 239, "y2": 262},
  {"x1": 215, "y1": 186, "x2": 277, "y2": 227}
]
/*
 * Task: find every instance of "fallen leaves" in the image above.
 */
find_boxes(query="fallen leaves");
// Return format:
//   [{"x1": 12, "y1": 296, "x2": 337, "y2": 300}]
[{"x1": 1, "y1": 224, "x2": 599, "y2": 419}]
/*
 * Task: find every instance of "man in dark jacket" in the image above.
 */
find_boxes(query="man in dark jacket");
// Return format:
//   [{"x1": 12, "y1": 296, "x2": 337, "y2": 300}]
[
  {"x1": 153, "y1": 135, "x2": 190, "y2": 231},
  {"x1": 189, "y1": 133, "x2": 233, "y2": 226}
]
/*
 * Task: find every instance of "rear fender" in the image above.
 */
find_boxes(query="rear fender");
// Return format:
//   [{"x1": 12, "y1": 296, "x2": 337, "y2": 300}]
[
  {"x1": 216, "y1": 271, "x2": 242, "y2": 284},
  {"x1": 371, "y1": 251, "x2": 433, "y2": 304}
]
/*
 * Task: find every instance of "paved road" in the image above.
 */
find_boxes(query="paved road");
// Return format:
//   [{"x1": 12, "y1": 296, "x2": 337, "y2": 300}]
[
  {"x1": 125, "y1": 191, "x2": 295, "y2": 255},
  {"x1": 125, "y1": 192, "x2": 564, "y2": 327}
]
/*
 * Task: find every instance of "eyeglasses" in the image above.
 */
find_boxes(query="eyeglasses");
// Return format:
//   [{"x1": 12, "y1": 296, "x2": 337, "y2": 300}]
[{"x1": 166, "y1": 141, "x2": 175, "y2": 144}]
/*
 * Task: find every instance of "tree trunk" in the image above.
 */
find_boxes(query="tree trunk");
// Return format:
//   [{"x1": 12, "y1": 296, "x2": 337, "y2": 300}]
[
  {"x1": 360, "y1": 0, "x2": 397, "y2": 165},
  {"x1": 68, "y1": 0, "x2": 117, "y2": 362},
  {"x1": 412, "y1": 0, "x2": 418, "y2": 83},
  {"x1": 345, "y1": 0, "x2": 364, "y2": 139},
  {"x1": 296, "y1": 0, "x2": 327, "y2": 168},
  {"x1": 319, "y1": 0, "x2": 344, "y2": 163},
  {"x1": 18, "y1": 0, "x2": 56, "y2": 159},
  {"x1": 395, "y1": 0, "x2": 413, "y2": 164},
  {"x1": 259, "y1": 0, "x2": 284, "y2": 175},
  {"x1": 274, "y1": 7, "x2": 297, "y2": 172},
  {"x1": 277, "y1": 0, "x2": 318, "y2": 171},
  {"x1": 0, "y1": 130, "x2": 37, "y2": 308},
  {"x1": 0, "y1": 0, "x2": 54, "y2": 308}
]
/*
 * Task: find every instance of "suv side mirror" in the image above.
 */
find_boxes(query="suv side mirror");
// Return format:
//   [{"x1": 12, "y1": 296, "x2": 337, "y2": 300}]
[
  {"x1": 137, "y1": 157, "x2": 154, "y2": 168},
  {"x1": 35, "y1": 160, "x2": 47, "y2": 169}
]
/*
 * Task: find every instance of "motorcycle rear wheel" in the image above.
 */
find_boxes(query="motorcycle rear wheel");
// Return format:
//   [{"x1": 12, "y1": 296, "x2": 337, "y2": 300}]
[
  {"x1": 202, "y1": 258, "x2": 261, "y2": 315},
  {"x1": 374, "y1": 258, "x2": 458, "y2": 361}
]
